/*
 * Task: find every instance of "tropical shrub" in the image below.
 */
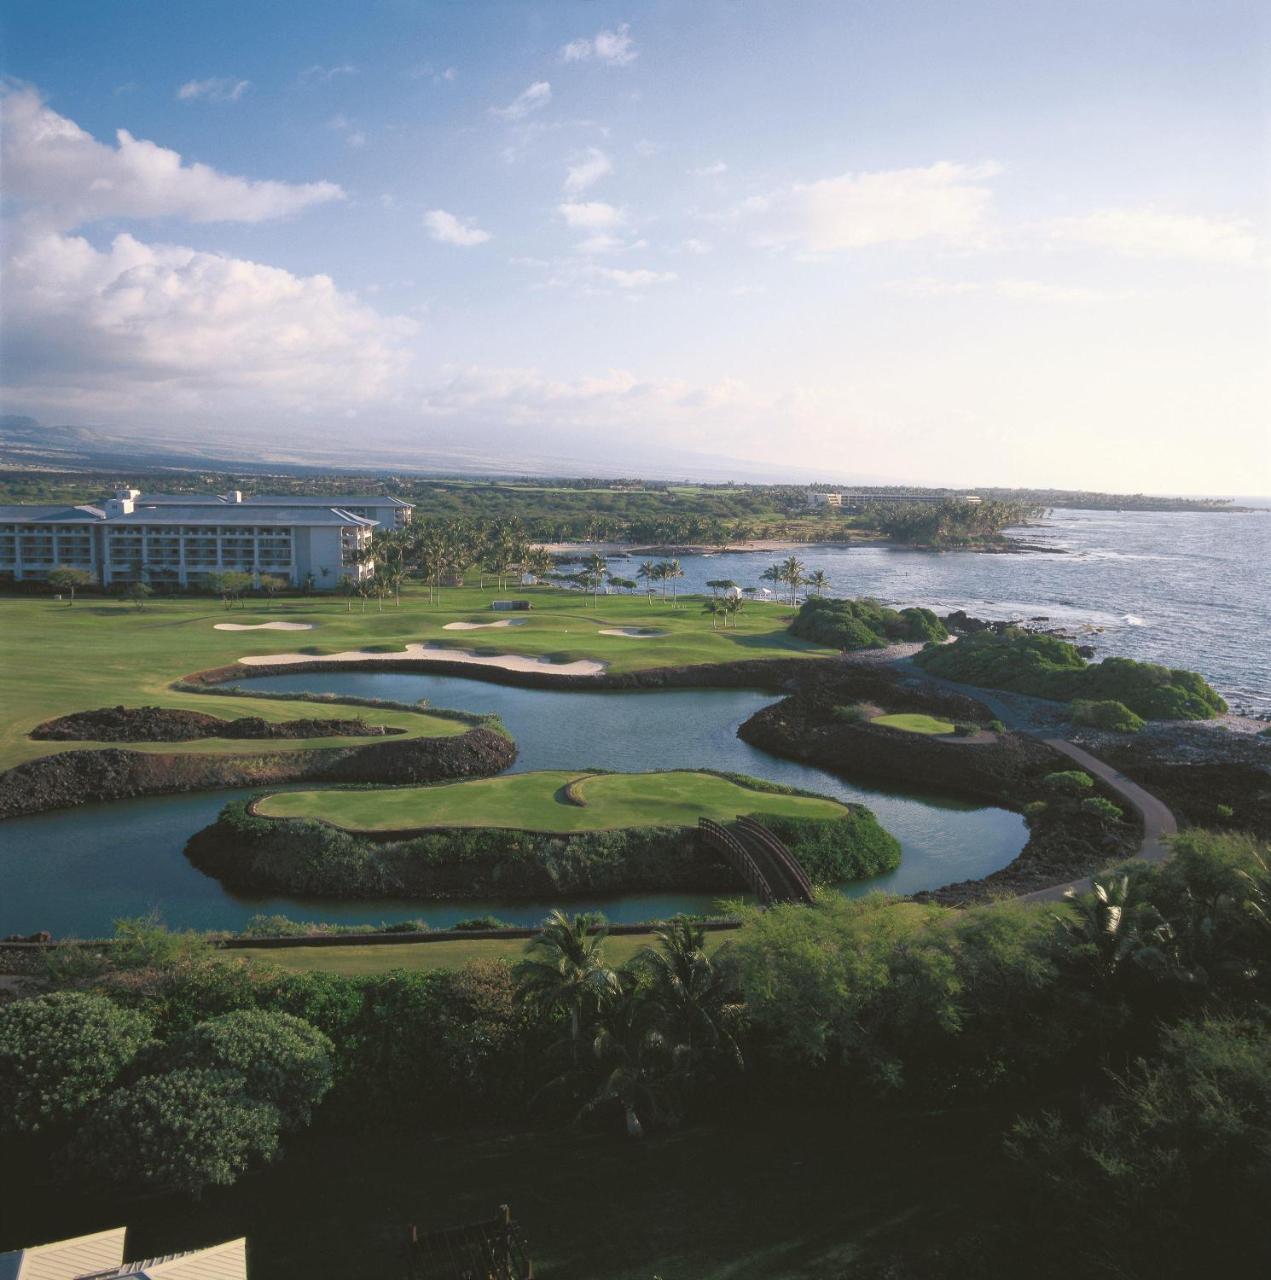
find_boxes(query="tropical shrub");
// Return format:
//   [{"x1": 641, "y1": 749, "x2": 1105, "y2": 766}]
[
  {"x1": 1080, "y1": 796, "x2": 1124, "y2": 823},
  {"x1": 72, "y1": 1068, "x2": 281, "y2": 1196},
  {"x1": 156, "y1": 1009, "x2": 334, "y2": 1129},
  {"x1": 914, "y1": 629, "x2": 1225, "y2": 719},
  {"x1": 1070, "y1": 699, "x2": 1146, "y2": 733},
  {"x1": 832, "y1": 703, "x2": 869, "y2": 723},
  {"x1": 1043, "y1": 770, "x2": 1095, "y2": 796},
  {"x1": 789, "y1": 597, "x2": 948, "y2": 650},
  {"x1": 0, "y1": 992, "x2": 151, "y2": 1133},
  {"x1": 747, "y1": 811, "x2": 901, "y2": 883},
  {"x1": 953, "y1": 722, "x2": 978, "y2": 737}
]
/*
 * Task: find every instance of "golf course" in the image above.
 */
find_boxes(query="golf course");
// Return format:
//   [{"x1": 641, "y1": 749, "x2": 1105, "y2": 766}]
[
  {"x1": 252, "y1": 769, "x2": 852, "y2": 832},
  {"x1": 0, "y1": 585, "x2": 831, "y2": 774}
]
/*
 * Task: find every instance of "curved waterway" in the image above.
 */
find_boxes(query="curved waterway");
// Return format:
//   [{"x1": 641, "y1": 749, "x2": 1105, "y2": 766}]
[{"x1": 0, "y1": 674, "x2": 1026, "y2": 936}]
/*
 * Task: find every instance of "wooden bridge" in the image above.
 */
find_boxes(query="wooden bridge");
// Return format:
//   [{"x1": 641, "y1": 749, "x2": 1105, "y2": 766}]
[{"x1": 698, "y1": 817, "x2": 816, "y2": 906}]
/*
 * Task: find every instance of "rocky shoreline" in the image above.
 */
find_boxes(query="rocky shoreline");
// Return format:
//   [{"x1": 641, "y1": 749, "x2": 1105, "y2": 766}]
[
  {"x1": 0, "y1": 727, "x2": 516, "y2": 821},
  {"x1": 31, "y1": 704, "x2": 403, "y2": 743},
  {"x1": 736, "y1": 671, "x2": 1142, "y2": 904}
]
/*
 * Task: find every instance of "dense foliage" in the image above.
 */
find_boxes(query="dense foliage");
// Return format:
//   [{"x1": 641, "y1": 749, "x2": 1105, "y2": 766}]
[
  {"x1": 789, "y1": 597, "x2": 948, "y2": 650},
  {"x1": 156, "y1": 1009, "x2": 334, "y2": 1129},
  {"x1": 71, "y1": 1067, "x2": 282, "y2": 1196},
  {"x1": 914, "y1": 628, "x2": 1227, "y2": 719},
  {"x1": 0, "y1": 992, "x2": 151, "y2": 1134},
  {"x1": 862, "y1": 498, "x2": 1042, "y2": 546},
  {"x1": 1071, "y1": 697, "x2": 1146, "y2": 732},
  {"x1": 746, "y1": 811, "x2": 901, "y2": 883}
]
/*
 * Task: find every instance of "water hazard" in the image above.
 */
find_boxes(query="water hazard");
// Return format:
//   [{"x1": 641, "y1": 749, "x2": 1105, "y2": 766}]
[{"x1": 0, "y1": 672, "x2": 1026, "y2": 935}]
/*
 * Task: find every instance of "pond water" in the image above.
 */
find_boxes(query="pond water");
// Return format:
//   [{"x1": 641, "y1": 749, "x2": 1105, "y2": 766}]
[{"x1": 0, "y1": 672, "x2": 1025, "y2": 936}]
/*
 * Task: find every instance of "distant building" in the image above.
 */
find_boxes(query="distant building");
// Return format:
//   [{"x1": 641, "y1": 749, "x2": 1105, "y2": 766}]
[
  {"x1": 806, "y1": 491, "x2": 843, "y2": 508},
  {"x1": 0, "y1": 488, "x2": 413, "y2": 590},
  {"x1": 0, "y1": 1229, "x2": 246, "y2": 1280}
]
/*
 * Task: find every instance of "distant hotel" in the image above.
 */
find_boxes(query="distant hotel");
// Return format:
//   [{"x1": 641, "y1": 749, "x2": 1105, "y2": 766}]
[
  {"x1": 0, "y1": 488, "x2": 413, "y2": 590},
  {"x1": 807, "y1": 489, "x2": 981, "y2": 509}
]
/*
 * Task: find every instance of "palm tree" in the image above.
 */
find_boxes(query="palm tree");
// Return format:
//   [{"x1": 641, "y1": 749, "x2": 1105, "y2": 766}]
[
  {"x1": 780, "y1": 555, "x2": 806, "y2": 605},
  {"x1": 584, "y1": 553, "x2": 608, "y2": 606},
  {"x1": 637, "y1": 560, "x2": 658, "y2": 600},
  {"x1": 703, "y1": 598, "x2": 725, "y2": 630},
  {"x1": 514, "y1": 911, "x2": 621, "y2": 1064},
  {"x1": 760, "y1": 563, "x2": 783, "y2": 600},
  {"x1": 635, "y1": 920, "x2": 743, "y2": 1076},
  {"x1": 1057, "y1": 878, "x2": 1173, "y2": 991},
  {"x1": 723, "y1": 595, "x2": 744, "y2": 629},
  {"x1": 806, "y1": 569, "x2": 829, "y2": 598},
  {"x1": 664, "y1": 559, "x2": 684, "y2": 607}
]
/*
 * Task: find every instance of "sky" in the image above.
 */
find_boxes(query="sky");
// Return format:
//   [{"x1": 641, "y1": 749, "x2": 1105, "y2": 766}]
[{"x1": 1, "y1": 0, "x2": 1268, "y2": 491}]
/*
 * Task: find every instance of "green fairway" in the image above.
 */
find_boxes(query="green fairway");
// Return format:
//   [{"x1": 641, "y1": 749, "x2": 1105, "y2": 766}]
[
  {"x1": 253, "y1": 768, "x2": 850, "y2": 832},
  {"x1": 0, "y1": 585, "x2": 831, "y2": 772},
  {"x1": 870, "y1": 712, "x2": 958, "y2": 735},
  {"x1": 233, "y1": 930, "x2": 705, "y2": 974}
]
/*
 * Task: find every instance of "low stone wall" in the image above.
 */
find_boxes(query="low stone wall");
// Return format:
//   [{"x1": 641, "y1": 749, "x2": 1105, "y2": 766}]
[{"x1": 0, "y1": 728, "x2": 517, "y2": 821}]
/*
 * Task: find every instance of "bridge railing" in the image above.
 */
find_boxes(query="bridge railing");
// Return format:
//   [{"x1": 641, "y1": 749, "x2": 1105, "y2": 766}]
[
  {"x1": 735, "y1": 817, "x2": 816, "y2": 903},
  {"x1": 698, "y1": 818, "x2": 775, "y2": 904}
]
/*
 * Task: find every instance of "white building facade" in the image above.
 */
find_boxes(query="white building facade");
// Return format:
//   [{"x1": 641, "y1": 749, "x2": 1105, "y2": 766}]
[{"x1": 0, "y1": 489, "x2": 411, "y2": 590}]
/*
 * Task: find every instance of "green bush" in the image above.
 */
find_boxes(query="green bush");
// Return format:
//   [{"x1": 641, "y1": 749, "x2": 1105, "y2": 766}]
[
  {"x1": 953, "y1": 722, "x2": 978, "y2": 737},
  {"x1": 988, "y1": 719, "x2": 1006, "y2": 733},
  {"x1": 1043, "y1": 770, "x2": 1095, "y2": 796},
  {"x1": 72, "y1": 1068, "x2": 281, "y2": 1196},
  {"x1": 832, "y1": 703, "x2": 869, "y2": 723},
  {"x1": 1023, "y1": 800, "x2": 1048, "y2": 819},
  {"x1": 0, "y1": 992, "x2": 151, "y2": 1134},
  {"x1": 452, "y1": 916, "x2": 512, "y2": 931},
  {"x1": 157, "y1": 1010, "x2": 334, "y2": 1129},
  {"x1": 914, "y1": 629, "x2": 1225, "y2": 720},
  {"x1": 1071, "y1": 699, "x2": 1146, "y2": 733},
  {"x1": 747, "y1": 811, "x2": 901, "y2": 884},
  {"x1": 1080, "y1": 796, "x2": 1124, "y2": 823},
  {"x1": 1216, "y1": 804, "x2": 1235, "y2": 820},
  {"x1": 789, "y1": 597, "x2": 948, "y2": 651}
]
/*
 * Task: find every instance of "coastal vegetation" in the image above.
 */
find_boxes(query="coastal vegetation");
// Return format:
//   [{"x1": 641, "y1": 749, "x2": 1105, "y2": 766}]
[
  {"x1": 915, "y1": 628, "x2": 1227, "y2": 720},
  {"x1": 4, "y1": 830, "x2": 1270, "y2": 1277},
  {"x1": 788, "y1": 596, "x2": 948, "y2": 649}
]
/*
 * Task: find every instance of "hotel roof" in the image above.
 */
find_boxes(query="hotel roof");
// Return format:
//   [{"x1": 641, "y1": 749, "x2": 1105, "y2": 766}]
[
  {"x1": 0, "y1": 505, "x2": 376, "y2": 527},
  {"x1": 136, "y1": 493, "x2": 412, "y2": 508}
]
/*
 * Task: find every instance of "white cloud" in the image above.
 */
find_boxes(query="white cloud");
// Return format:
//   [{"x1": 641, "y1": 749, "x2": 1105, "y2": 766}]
[
  {"x1": 561, "y1": 24, "x2": 638, "y2": 66},
  {"x1": 491, "y1": 81, "x2": 552, "y2": 121},
  {"x1": 177, "y1": 77, "x2": 250, "y2": 103},
  {"x1": 564, "y1": 147, "x2": 613, "y2": 194},
  {"x1": 593, "y1": 267, "x2": 675, "y2": 289},
  {"x1": 328, "y1": 115, "x2": 367, "y2": 148},
  {"x1": 424, "y1": 209, "x2": 492, "y2": 246},
  {"x1": 634, "y1": 139, "x2": 659, "y2": 158},
  {"x1": 1, "y1": 87, "x2": 343, "y2": 229},
  {"x1": 2, "y1": 226, "x2": 411, "y2": 415},
  {"x1": 558, "y1": 200, "x2": 624, "y2": 229},
  {"x1": 895, "y1": 276, "x2": 1134, "y2": 303},
  {"x1": 576, "y1": 233, "x2": 646, "y2": 255},
  {"x1": 681, "y1": 238, "x2": 713, "y2": 255},
  {"x1": 739, "y1": 160, "x2": 1001, "y2": 252},
  {"x1": 693, "y1": 160, "x2": 727, "y2": 177},
  {"x1": 300, "y1": 64, "x2": 359, "y2": 85},
  {"x1": 1045, "y1": 208, "x2": 1261, "y2": 265}
]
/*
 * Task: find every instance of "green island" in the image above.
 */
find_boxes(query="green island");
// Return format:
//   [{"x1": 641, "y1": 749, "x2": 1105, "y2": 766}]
[{"x1": 253, "y1": 769, "x2": 850, "y2": 832}]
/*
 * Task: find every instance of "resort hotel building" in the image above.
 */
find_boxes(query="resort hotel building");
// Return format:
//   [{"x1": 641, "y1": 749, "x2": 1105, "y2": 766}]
[{"x1": 0, "y1": 488, "x2": 414, "y2": 591}]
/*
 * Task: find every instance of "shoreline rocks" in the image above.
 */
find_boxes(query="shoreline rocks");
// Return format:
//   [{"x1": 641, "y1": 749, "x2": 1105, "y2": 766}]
[{"x1": 31, "y1": 705, "x2": 402, "y2": 743}]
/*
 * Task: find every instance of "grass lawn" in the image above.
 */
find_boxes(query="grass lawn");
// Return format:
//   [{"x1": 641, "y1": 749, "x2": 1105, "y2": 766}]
[
  {"x1": 0, "y1": 586, "x2": 831, "y2": 772},
  {"x1": 253, "y1": 769, "x2": 849, "y2": 832},
  {"x1": 234, "y1": 930, "x2": 694, "y2": 974},
  {"x1": 870, "y1": 712, "x2": 957, "y2": 735}
]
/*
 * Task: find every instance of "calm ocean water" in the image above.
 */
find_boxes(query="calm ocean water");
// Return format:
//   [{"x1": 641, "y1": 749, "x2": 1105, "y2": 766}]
[{"x1": 598, "y1": 508, "x2": 1271, "y2": 713}]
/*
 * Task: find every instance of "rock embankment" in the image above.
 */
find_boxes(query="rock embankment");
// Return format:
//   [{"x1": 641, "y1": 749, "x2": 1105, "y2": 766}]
[
  {"x1": 31, "y1": 705, "x2": 401, "y2": 743},
  {"x1": 0, "y1": 728, "x2": 516, "y2": 820},
  {"x1": 738, "y1": 674, "x2": 1141, "y2": 903}
]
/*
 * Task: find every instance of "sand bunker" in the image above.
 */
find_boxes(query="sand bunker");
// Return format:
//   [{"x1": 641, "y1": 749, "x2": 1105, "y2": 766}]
[
  {"x1": 238, "y1": 642, "x2": 604, "y2": 677},
  {"x1": 442, "y1": 619, "x2": 528, "y2": 631},
  {"x1": 597, "y1": 627, "x2": 669, "y2": 638},
  {"x1": 214, "y1": 621, "x2": 314, "y2": 632}
]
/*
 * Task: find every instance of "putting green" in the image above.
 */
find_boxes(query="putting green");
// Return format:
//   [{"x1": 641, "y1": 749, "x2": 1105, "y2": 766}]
[
  {"x1": 870, "y1": 713, "x2": 957, "y2": 735},
  {"x1": 253, "y1": 769, "x2": 850, "y2": 833}
]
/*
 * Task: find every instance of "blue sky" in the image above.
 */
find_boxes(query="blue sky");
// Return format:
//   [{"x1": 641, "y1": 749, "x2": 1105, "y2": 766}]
[{"x1": 2, "y1": 0, "x2": 1267, "y2": 489}]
